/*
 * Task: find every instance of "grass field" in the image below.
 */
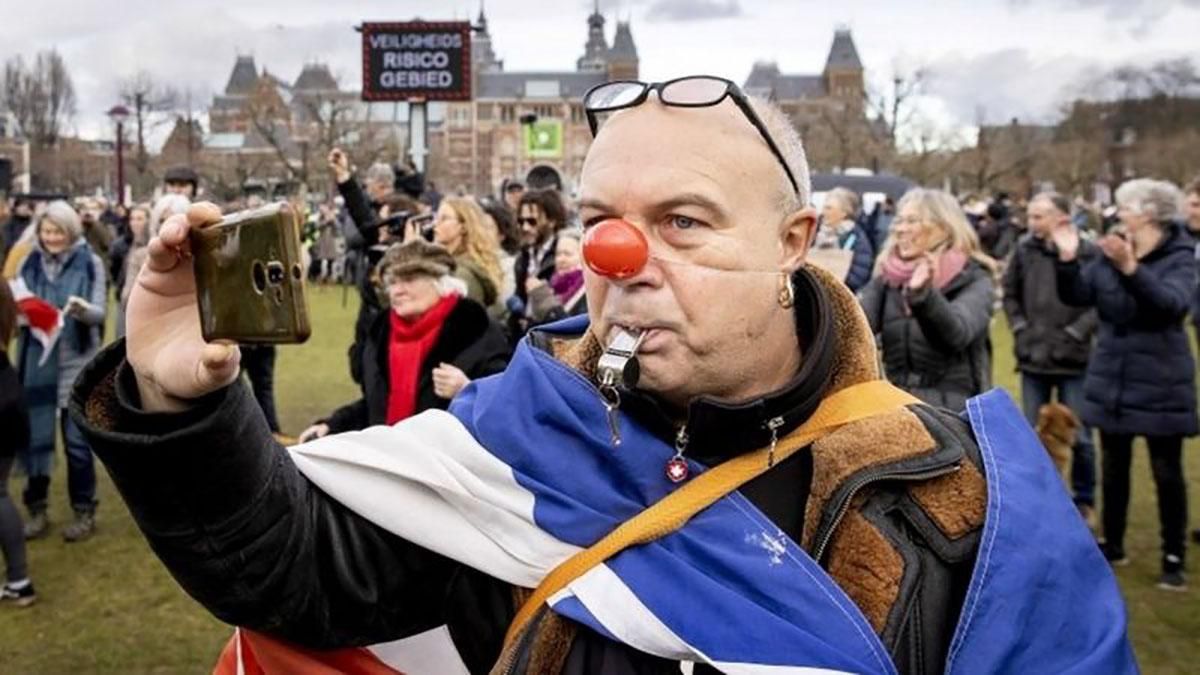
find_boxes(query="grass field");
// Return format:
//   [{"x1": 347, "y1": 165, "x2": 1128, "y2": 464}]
[{"x1": 1, "y1": 286, "x2": 1197, "y2": 673}]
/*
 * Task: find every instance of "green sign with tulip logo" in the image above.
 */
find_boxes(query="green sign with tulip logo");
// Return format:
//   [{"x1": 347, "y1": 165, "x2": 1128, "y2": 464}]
[{"x1": 524, "y1": 119, "x2": 563, "y2": 158}]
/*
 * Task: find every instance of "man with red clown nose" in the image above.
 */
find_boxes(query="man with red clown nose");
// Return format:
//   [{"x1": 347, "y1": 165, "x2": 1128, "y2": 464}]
[{"x1": 70, "y1": 76, "x2": 1134, "y2": 674}]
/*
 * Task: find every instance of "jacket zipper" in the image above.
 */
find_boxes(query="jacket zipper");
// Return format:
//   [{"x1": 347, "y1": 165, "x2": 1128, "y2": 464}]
[
  {"x1": 811, "y1": 463, "x2": 961, "y2": 563},
  {"x1": 497, "y1": 613, "x2": 538, "y2": 675}
]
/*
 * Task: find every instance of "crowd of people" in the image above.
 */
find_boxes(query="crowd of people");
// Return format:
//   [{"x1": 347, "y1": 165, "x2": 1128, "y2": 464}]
[{"x1": 0, "y1": 144, "x2": 1198, "y2": 615}]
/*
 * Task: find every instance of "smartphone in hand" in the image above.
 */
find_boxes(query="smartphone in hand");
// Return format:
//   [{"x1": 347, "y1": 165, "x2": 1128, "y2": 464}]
[{"x1": 190, "y1": 202, "x2": 311, "y2": 344}]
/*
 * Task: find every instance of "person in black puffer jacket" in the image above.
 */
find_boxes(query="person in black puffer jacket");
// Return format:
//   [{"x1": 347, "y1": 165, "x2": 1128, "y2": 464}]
[
  {"x1": 0, "y1": 280, "x2": 35, "y2": 606},
  {"x1": 1054, "y1": 178, "x2": 1196, "y2": 590},
  {"x1": 860, "y1": 188, "x2": 997, "y2": 411}
]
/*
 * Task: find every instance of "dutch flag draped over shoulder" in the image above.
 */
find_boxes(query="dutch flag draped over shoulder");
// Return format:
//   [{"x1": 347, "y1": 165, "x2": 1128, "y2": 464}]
[
  {"x1": 9, "y1": 277, "x2": 63, "y2": 366},
  {"x1": 216, "y1": 317, "x2": 1136, "y2": 674}
]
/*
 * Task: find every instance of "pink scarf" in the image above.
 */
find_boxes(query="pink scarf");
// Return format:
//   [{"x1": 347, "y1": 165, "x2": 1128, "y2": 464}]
[
  {"x1": 880, "y1": 249, "x2": 969, "y2": 291},
  {"x1": 550, "y1": 269, "x2": 585, "y2": 306}
]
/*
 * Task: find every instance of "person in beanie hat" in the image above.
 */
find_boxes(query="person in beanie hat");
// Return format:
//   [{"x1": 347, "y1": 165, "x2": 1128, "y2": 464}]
[
  {"x1": 296, "y1": 239, "x2": 510, "y2": 442},
  {"x1": 163, "y1": 166, "x2": 199, "y2": 199}
]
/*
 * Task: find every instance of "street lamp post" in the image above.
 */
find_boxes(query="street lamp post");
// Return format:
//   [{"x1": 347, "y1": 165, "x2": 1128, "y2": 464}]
[
  {"x1": 519, "y1": 113, "x2": 538, "y2": 182},
  {"x1": 107, "y1": 104, "x2": 130, "y2": 206}
]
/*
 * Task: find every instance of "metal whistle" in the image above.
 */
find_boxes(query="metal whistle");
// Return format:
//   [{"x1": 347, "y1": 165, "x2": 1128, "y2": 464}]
[
  {"x1": 597, "y1": 327, "x2": 646, "y2": 447},
  {"x1": 597, "y1": 327, "x2": 646, "y2": 389}
]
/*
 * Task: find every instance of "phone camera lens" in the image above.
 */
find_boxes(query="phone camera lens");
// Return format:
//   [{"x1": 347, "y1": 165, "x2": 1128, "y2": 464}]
[
  {"x1": 267, "y1": 261, "x2": 286, "y2": 285},
  {"x1": 251, "y1": 261, "x2": 267, "y2": 294}
]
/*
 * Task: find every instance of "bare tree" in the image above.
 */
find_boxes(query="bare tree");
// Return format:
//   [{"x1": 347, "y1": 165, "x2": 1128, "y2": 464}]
[
  {"x1": 961, "y1": 107, "x2": 1043, "y2": 195},
  {"x1": 117, "y1": 71, "x2": 179, "y2": 180},
  {"x1": 244, "y1": 76, "x2": 304, "y2": 184},
  {"x1": 866, "y1": 64, "x2": 928, "y2": 150},
  {"x1": 893, "y1": 111, "x2": 962, "y2": 187},
  {"x1": 1147, "y1": 58, "x2": 1200, "y2": 98},
  {"x1": 2, "y1": 49, "x2": 77, "y2": 147}
]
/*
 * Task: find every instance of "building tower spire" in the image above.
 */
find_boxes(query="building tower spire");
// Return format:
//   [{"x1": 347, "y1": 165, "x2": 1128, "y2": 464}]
[{"x1": 577, "y1": 1, "x2": 610, "y2": 72}]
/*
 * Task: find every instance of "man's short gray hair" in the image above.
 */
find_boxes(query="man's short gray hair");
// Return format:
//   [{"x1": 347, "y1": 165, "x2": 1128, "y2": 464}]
[
  {"x1": 366, "y1": 162, "x2": 396, "y2": 188},
  {"x1": 1115, "y1": 178, "x2": 1184, "y2": 223},
  {"x1": 746, "y1": 96, "x2": 811, "y2": 214},
  {"x1": 40, "y1": 200, "x2": 83, "y2": 242}
]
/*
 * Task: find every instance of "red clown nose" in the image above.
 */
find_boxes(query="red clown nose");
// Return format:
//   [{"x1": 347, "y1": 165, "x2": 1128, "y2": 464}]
[{"x1": 582, "y1": 218, "x2": 649, "y2": 279}]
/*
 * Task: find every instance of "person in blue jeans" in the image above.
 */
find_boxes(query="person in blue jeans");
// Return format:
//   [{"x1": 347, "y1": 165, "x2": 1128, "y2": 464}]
[
  {"x1": 1003, "y1": 192, "x2": 1099, "y2": 524},
  {"x1": 16, "y1": 201, "x2": 107, "y2": 543}
]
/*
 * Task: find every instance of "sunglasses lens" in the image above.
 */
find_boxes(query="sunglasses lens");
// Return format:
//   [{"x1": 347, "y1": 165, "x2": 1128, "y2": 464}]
[
  {"x1": 585, "y1": 82, "x2": 645, "y2": 110},
  {"x1": 660, "y1": 77, "x2": 729, "y2": 105}
]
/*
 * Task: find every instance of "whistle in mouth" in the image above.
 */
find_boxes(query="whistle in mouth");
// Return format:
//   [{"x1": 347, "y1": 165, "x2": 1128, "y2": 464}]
[
  {"x1": 583, "y1": 218, "x2": 649, "y2": 279},
  {"x1": 597, "y1": 327, "x2": 646, "y2": 389}
]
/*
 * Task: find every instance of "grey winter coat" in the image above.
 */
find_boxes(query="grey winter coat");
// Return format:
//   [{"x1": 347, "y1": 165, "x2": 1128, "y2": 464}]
[
  {"x1": 860, "y1": 260, "x2": 995, "y2": 411},
  {"x1": 1003, "y1": 234, "x2": 1099, "y2": 376},
  {"x1": 1056, "y1": 223, "x2": 1198, "y2": 436}
]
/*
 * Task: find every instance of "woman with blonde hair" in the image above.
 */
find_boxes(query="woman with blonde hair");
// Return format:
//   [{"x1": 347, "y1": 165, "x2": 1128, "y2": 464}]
[
  {"x1": 427, "y1": 197, "x2": 503, "y2": 310},
  {"x1": 859, "y1": 188, "x2": 997, "y2": 410}
]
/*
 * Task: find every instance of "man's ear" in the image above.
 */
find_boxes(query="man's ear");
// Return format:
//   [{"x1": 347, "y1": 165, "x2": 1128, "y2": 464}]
[{"x1": 779, "y1": 206, "x2": 818, "y2": 272}]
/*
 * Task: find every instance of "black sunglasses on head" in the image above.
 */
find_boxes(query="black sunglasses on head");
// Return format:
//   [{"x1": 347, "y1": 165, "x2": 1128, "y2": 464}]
[
  {"x1": 582, "y1": 75, "x2": 800, "y2": 197},
  {"x1": 517, "y1": 217, "x2": 540, "y2": 226}
]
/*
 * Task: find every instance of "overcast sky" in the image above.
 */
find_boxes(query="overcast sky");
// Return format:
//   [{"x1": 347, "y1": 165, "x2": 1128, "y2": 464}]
[{"x1": 4, "y1": 0, "x2": 1199, "y2": 145}]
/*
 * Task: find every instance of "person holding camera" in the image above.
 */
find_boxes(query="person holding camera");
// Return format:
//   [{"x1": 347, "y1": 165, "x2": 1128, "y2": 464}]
[
  {"x1": 16, "y1": 201, "x2": 106, "y2": 542},
  {"x1": 1053, "y1": 178, "x2": 1195, "y2": 591},
  {"x1": 297, "y1": 239, "x2": 509, "y2": 442}
]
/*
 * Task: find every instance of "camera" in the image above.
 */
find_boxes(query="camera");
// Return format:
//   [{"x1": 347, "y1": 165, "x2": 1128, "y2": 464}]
[{"x1": 376, "y1": 211, "x2": 435, "y2": 241}]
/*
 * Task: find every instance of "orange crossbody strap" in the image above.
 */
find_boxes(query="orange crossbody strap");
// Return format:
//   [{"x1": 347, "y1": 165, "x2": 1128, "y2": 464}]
[{"x1": 503, "y1": 379, "x2": 920, "y2": 646}]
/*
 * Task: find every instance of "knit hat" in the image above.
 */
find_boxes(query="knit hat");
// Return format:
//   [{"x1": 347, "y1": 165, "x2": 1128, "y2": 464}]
[{"x1": 379, "y1": 239, "x2": 457, "y2": 282}]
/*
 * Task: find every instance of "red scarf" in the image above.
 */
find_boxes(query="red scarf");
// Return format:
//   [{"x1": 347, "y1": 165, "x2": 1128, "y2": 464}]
[{"x1": 386, "y1": 294, "x2": 459, "y2": 424}]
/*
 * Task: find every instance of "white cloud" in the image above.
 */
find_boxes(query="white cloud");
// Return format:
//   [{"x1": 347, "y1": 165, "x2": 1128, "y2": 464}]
[
  {"x1": 645, "y1": 0, "x2": 743, "y2": 22},
  {"x1": 923, "y1": 48, "x2": 1098, "y2": 126},
  {"x1": 2, "y1": 0, "x2": 1198, "y2": 147}
]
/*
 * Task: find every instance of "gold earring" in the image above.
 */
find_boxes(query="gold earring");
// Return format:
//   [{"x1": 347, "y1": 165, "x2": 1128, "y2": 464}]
[{"x1": 778, "y1": 272, "x2": 795, "y2": 309}]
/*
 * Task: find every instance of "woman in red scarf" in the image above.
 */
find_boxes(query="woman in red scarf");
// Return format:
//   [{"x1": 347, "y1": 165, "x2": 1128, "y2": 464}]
[
  {"x1": 858, "y1": 188, "x2": 998, "y2": 411},
  {"x1": 298, "y1": 240, "x2": 511, "y2": 441}
]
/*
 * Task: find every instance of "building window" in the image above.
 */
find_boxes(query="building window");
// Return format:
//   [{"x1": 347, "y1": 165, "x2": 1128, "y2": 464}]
[
  {"x1": 501, "y1": 105, "x2": 514, "y2": 123},
  {"x1": 478, "y1": 104, "x2": 493, "y2": 121}
]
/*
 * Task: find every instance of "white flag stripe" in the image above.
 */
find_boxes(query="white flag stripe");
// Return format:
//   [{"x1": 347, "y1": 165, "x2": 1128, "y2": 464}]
[
  {"x1": 366, "y1": 625, "x2": 471, "y2": 675},
  {"x1": 289, "y1": 410, "x2": 581, "y2": 588}
]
